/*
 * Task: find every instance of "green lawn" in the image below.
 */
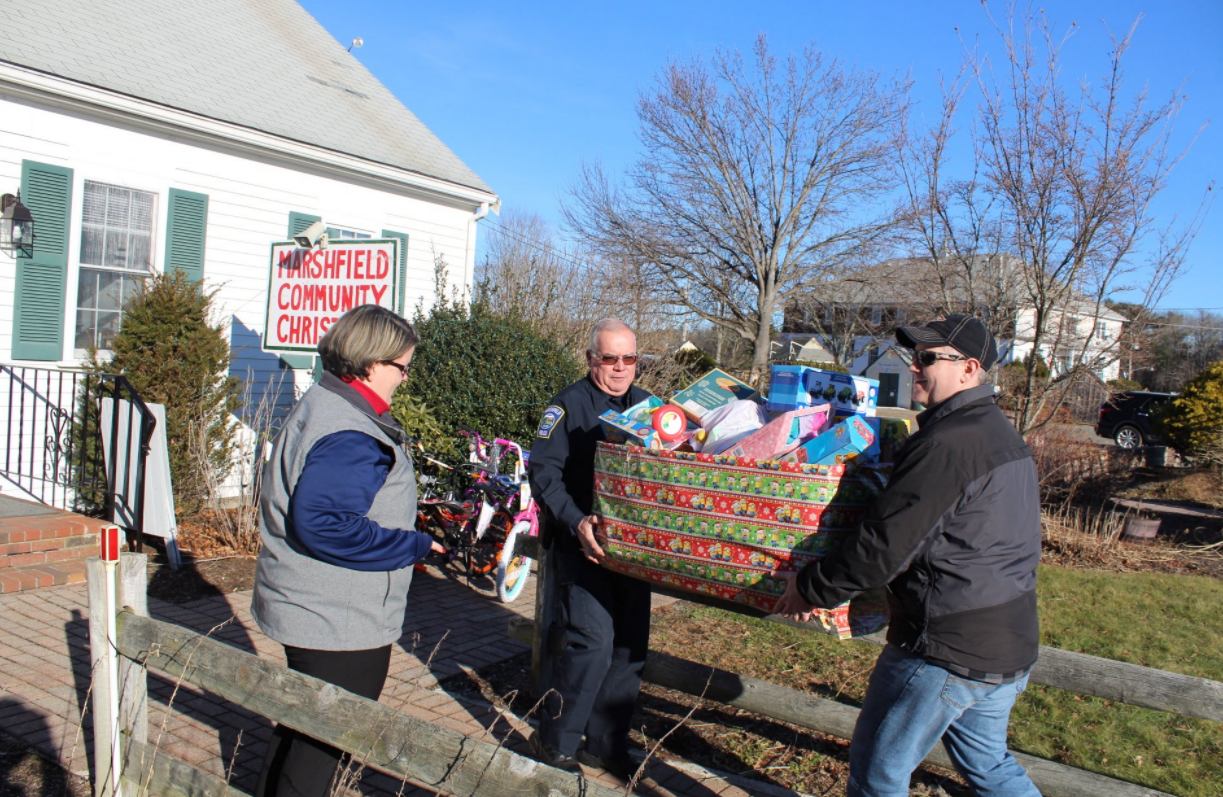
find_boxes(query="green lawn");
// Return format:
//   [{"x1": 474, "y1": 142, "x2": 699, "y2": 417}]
[{"x1": 648, "y1": 564, "x2": 1223, "y2": 797}]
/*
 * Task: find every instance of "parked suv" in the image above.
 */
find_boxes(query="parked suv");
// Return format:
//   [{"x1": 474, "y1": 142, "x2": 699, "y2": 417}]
[{"x1": 1095, "y1": 391, "x2": 1176, "y2": 449}]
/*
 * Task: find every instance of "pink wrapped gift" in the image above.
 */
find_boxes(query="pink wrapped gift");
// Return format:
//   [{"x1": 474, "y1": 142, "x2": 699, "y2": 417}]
[{"x1": 724, "y1": 404, "x2": 833, "y2": 461}]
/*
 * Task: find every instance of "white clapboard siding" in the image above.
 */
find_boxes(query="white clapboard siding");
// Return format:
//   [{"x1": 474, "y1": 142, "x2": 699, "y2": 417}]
[{"x1": 2, "y1": 91, "x2": 489, "y2": 500}]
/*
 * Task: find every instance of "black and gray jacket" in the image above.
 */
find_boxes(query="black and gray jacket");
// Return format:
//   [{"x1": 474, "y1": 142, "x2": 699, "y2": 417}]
[{"x1": 797, "y1": 384, "x2": 1041, "y2": 679}]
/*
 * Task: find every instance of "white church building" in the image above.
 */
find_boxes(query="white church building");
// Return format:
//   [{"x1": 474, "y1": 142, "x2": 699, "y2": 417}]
[{"x1": 0, "y1": 0, "x2": 496, "y2": 382}]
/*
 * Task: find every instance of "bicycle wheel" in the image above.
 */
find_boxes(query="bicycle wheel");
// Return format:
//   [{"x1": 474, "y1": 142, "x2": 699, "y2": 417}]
[
  {"x1": 497, "y1": 520, "x2": 534, "y2": 603},
  {"x1": 468, "y1": 509, "x2": 513, "y2": 575}
]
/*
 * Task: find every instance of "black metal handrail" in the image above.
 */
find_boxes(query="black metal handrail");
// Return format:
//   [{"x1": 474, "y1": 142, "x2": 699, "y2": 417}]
[{"x1": 1, "y1": 364, "x2": 156, "y2": 541}]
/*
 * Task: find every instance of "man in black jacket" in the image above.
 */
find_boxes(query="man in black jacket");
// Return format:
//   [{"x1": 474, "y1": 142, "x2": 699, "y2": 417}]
[
  {"x1": 776, "y1": 314, "x2": 1042, "y2": 797},
  {"x1": 527, "y1": 319, "x2": 654, "y2": 780}
]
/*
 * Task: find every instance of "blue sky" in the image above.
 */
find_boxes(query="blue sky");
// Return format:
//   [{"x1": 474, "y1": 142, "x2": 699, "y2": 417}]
[{"x1": 300, "y1": 0, "x2": 1221, "y2": 312}]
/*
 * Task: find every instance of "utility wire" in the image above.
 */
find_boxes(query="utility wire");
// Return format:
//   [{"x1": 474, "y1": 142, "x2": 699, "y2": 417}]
[{"x1": 479, "y1": 217, "x2": 593, "y2": 274}]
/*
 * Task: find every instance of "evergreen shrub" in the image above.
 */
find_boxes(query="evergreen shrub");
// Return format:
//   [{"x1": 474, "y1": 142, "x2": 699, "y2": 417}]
[
  {"x1": 1158, "y1": 361, "x2": 1223, "y2": 462},
  {"x1": 89, "y1": 271, "x2": 241, "y2": 516},
  {"x1": 396, "y1": 296, "x2": 583, "y2": 448}
]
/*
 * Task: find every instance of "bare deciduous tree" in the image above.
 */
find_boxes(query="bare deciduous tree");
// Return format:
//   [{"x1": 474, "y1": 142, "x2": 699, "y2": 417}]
[
  {"x1": 475, "y1": 210, "x2": 597, "y2": 355},
  {"x1": 475, "y1": 210, "x2": 689, "y2": 361},
  {"x1": 898, "y1": 4, "x2": 1212, "y2": 433},
  {"x1": 565, "y1": 35, "x2": 911, "y2": 382}
]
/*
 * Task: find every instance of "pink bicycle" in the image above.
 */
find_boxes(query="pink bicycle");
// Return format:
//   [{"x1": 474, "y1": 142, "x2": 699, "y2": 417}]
[{"x1": 493, "y1": 438, "x2": 539, "y2": 603}]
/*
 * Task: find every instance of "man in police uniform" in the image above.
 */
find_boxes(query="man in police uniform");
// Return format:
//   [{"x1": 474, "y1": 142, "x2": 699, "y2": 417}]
[{"x1": 528, "y1": 318, "x2": 654, "y2": 778}]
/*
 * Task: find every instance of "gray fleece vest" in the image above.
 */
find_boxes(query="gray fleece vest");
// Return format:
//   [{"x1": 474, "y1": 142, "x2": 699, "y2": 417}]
[{"x1": 251, "y1": 378, "x2": 417, "y2": 651}]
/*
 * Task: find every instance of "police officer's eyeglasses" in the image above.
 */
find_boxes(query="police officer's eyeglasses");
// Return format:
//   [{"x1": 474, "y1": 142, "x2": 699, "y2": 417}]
[
  {"x1": 593, "y1": 353, "x2": 639, "y2": 366},
  {"x1": 913, "y1": 350, "x2": 969, "y2": 367},
  {"x1": 381, "y1": 359, "x2": 412, "y2": 378}
]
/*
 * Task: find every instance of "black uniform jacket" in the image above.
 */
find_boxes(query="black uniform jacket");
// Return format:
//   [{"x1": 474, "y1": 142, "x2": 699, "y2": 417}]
[
  {"x1": 797, "y1": 384, "x2": 1042, "y2": 678},
  {"x1": 529, "y1": 375, "x2": 652, "y2": 551}
]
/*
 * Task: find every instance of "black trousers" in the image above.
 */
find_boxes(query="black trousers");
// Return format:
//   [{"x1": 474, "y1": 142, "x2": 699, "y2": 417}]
[
  {"x1": 537, "y1": 545, "x2": 652, "y2": 758},
  {"x1": 254, "y1": 644, "x2": 392, "y2": 797}
]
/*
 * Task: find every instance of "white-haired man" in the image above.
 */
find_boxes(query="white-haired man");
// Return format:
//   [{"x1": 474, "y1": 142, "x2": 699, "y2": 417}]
[{"x1": 527, "y1": 319, "x2": 654, "y2": 779}]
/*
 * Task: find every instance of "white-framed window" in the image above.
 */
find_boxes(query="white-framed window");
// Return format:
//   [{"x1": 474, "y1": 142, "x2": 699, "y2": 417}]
[
  {"x1": 74, "y1": 181, "x2": 157, "y2": 353},
  {"x1": 331, "y1": 227, "x2": 371, "y2": 240}
]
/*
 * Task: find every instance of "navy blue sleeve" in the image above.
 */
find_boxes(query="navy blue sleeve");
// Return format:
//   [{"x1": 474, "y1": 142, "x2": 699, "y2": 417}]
[
  {"x1": 289, "y1": 431, "x2": 434, "y2": 571},
  {"x1": 529, "y1": 399, "x2": 586, "y2": 534}
]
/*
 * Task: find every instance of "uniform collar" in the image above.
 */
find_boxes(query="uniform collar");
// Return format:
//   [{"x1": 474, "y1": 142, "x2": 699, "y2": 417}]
[{"x1": 586, "y1": 374, "x2": 637, "y2": 410}]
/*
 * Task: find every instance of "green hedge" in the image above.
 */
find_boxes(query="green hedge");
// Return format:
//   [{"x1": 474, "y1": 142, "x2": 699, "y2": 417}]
[{"x1": 395, "y1": 299, "x2": 583, "y2": 449}]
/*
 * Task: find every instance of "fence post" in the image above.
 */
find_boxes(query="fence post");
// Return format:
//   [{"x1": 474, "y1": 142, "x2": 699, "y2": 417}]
[
  {"x1": 87, "y1": 557, "x2": 118, "y2": 797},
  {"x1": 88, "y1": 551, "x2": 148, "y2": 797},
  {"x1": 530, "y1": 544, "x2": 556, "y2": 698},
  {"x1": 118, "y1": 553, "x2": 148, "y2": 746}
]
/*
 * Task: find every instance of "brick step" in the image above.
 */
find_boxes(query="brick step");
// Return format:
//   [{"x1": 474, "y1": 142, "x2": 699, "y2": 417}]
[
  {"x1": 0, "y1": 511, "x2": 111, "y2": 591},
  {"x1": 0, "y1": 559, "x2": 89, "y2": 593},
  {"x1": 0, "y1": 513, "x2": 105, "y2": 545},
  {"x1": 0, "y1": 536, "x2": 101, "y2": 569}
]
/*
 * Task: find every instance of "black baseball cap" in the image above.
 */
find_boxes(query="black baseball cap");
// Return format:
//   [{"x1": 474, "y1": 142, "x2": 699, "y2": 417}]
[{"x1": 896, "y1": 313, "x2": 998, "y2": 370}]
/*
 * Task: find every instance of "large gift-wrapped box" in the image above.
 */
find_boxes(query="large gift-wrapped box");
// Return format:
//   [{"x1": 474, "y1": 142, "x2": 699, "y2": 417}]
[{"x1": 593, "y1": 442, "x2": 889, "y2": 639}]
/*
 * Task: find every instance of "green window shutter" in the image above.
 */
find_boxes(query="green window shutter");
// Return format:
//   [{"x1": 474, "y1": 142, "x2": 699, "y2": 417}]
[
  {"x1": 165, "y1": 189, "x2": 208, "y2": 282},
  {"x1": 280, "y1": 211, "x2": 321, "y2": 368},
  {"x1": 382, "y1": 230, "x2": 410, "y2": 314},
  {"x1": 287, "y1": 211, "x2": 320, "y2": 237},
  {"x1": 12, "y1": 160, "x2": 73, "y2": 361}
]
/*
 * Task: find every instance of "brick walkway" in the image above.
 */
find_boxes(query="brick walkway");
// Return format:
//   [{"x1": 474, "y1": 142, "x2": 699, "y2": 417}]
[{"x1": 0, "y1": 544, "x2": 806, "y2": 796}]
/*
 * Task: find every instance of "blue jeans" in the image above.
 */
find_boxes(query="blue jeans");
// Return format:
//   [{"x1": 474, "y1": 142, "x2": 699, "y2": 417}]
[{"x1": 847, "y1": 645, "x2": 1041, "y2": 797}]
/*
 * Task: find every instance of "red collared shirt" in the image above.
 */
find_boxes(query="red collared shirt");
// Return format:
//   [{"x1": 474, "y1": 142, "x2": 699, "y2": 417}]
[{"x1": 342, "y1": 377, "x2": 390, "y2": 415}]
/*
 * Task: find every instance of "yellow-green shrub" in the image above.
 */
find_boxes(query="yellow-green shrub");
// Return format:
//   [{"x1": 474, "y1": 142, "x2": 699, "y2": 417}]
[{"x1": 1158, "y1": 361, "x2": 1223, "y2": 461}]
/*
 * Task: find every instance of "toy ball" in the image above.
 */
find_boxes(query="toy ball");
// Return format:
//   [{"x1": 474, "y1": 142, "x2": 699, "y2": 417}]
[{"x1": 652, "y1": 406, "x2": 687, "y2": 442}]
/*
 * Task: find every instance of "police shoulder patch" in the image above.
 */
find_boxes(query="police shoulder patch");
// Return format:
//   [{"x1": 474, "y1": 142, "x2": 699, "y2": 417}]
[{"x1": 537, "y1": 405, "x2": 565, "y2": 439}]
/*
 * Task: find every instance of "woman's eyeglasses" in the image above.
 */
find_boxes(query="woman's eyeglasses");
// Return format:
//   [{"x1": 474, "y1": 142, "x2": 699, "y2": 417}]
[
  {"x1": 913, "y1": 350, "x2": 969, "y2": 368},
  {"x1": 593, "y1": 353, "x2": 639, "y2": 366},
  {"x1": 381, "y1": 359, "x2": 412, "y2": 378}
]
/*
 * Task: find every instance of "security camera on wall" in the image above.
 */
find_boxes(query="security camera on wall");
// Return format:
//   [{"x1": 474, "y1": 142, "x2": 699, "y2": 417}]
[{"x1": 292, "y1": 220, "x2": 329, "y2": 250}]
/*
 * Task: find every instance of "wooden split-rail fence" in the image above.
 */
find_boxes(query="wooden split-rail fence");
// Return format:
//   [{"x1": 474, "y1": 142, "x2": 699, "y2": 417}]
[
  {"x1": 86, "y1": 554, "x2": 624, "y2": 797},
  {"x1": 88, "y1": 542, "x2": 1219, "y2": 797},
  {"x1": 517, "y1": 535, "x2": 1217, "y2": 797}
]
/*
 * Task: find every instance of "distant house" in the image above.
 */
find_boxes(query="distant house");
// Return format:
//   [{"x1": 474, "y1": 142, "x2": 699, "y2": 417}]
[
  {"x1": 781, "y1": 256, "x2": 1127, "y2": 409},
  {"x1": 0, "y1": 0, "x2": 497, "y2": 398}
]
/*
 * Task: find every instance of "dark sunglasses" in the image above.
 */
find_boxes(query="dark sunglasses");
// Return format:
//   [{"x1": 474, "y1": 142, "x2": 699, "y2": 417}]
[
  {"x1": 914, "y1": 350, "x2": 969, "y2": 367},
  {"x1": 380, "y1": 359, "x2": 412, "y2": 377},
  {"x1": 593, "y1": 352, "x2": 639, "y2": 366}
]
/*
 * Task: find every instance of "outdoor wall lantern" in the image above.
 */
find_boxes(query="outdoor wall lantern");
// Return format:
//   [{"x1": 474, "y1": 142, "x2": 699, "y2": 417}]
[{"x1": 0, "y1": 191, "x2": 34, "y2": 254}]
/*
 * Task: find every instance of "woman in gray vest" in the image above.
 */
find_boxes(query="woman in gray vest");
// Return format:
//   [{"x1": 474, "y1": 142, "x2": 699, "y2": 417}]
[{"x1": 251, "y1": 305, "x2": 444, "y2": 797}]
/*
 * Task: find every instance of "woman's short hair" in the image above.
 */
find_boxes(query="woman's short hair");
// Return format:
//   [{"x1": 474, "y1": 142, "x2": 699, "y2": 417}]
[{"x1": 318, "y1": 305, "x2": 419, "y2": 380}]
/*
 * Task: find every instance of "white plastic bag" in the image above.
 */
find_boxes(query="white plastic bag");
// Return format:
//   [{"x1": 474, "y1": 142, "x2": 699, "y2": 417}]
[{"x1": 694, "y1": 400, "x2": 769, "y2": 454}]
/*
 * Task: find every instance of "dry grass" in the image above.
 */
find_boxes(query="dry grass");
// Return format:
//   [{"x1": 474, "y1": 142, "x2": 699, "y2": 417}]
[
  {"x1": 1026, "y1": 425, "x2": 1139, "y2": 504},
  {"x1": 1120, "y1": 467, "x2": 1223, "y2": 510},
  {"x1": 1040, "y1": 501, "x2": 1223, "y2": 576}
]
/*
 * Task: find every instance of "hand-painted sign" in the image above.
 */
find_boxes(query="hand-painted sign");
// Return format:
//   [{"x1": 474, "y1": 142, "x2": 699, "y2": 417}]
[{"x1": 263, "y1": 239, "x2": 399, "y2": 354}]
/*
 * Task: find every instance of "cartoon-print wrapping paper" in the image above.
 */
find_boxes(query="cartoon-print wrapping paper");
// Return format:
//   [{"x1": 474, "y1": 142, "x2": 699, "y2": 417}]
[{"x1": 593, "y1": 442, "x2": 889, "y2": 639}]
